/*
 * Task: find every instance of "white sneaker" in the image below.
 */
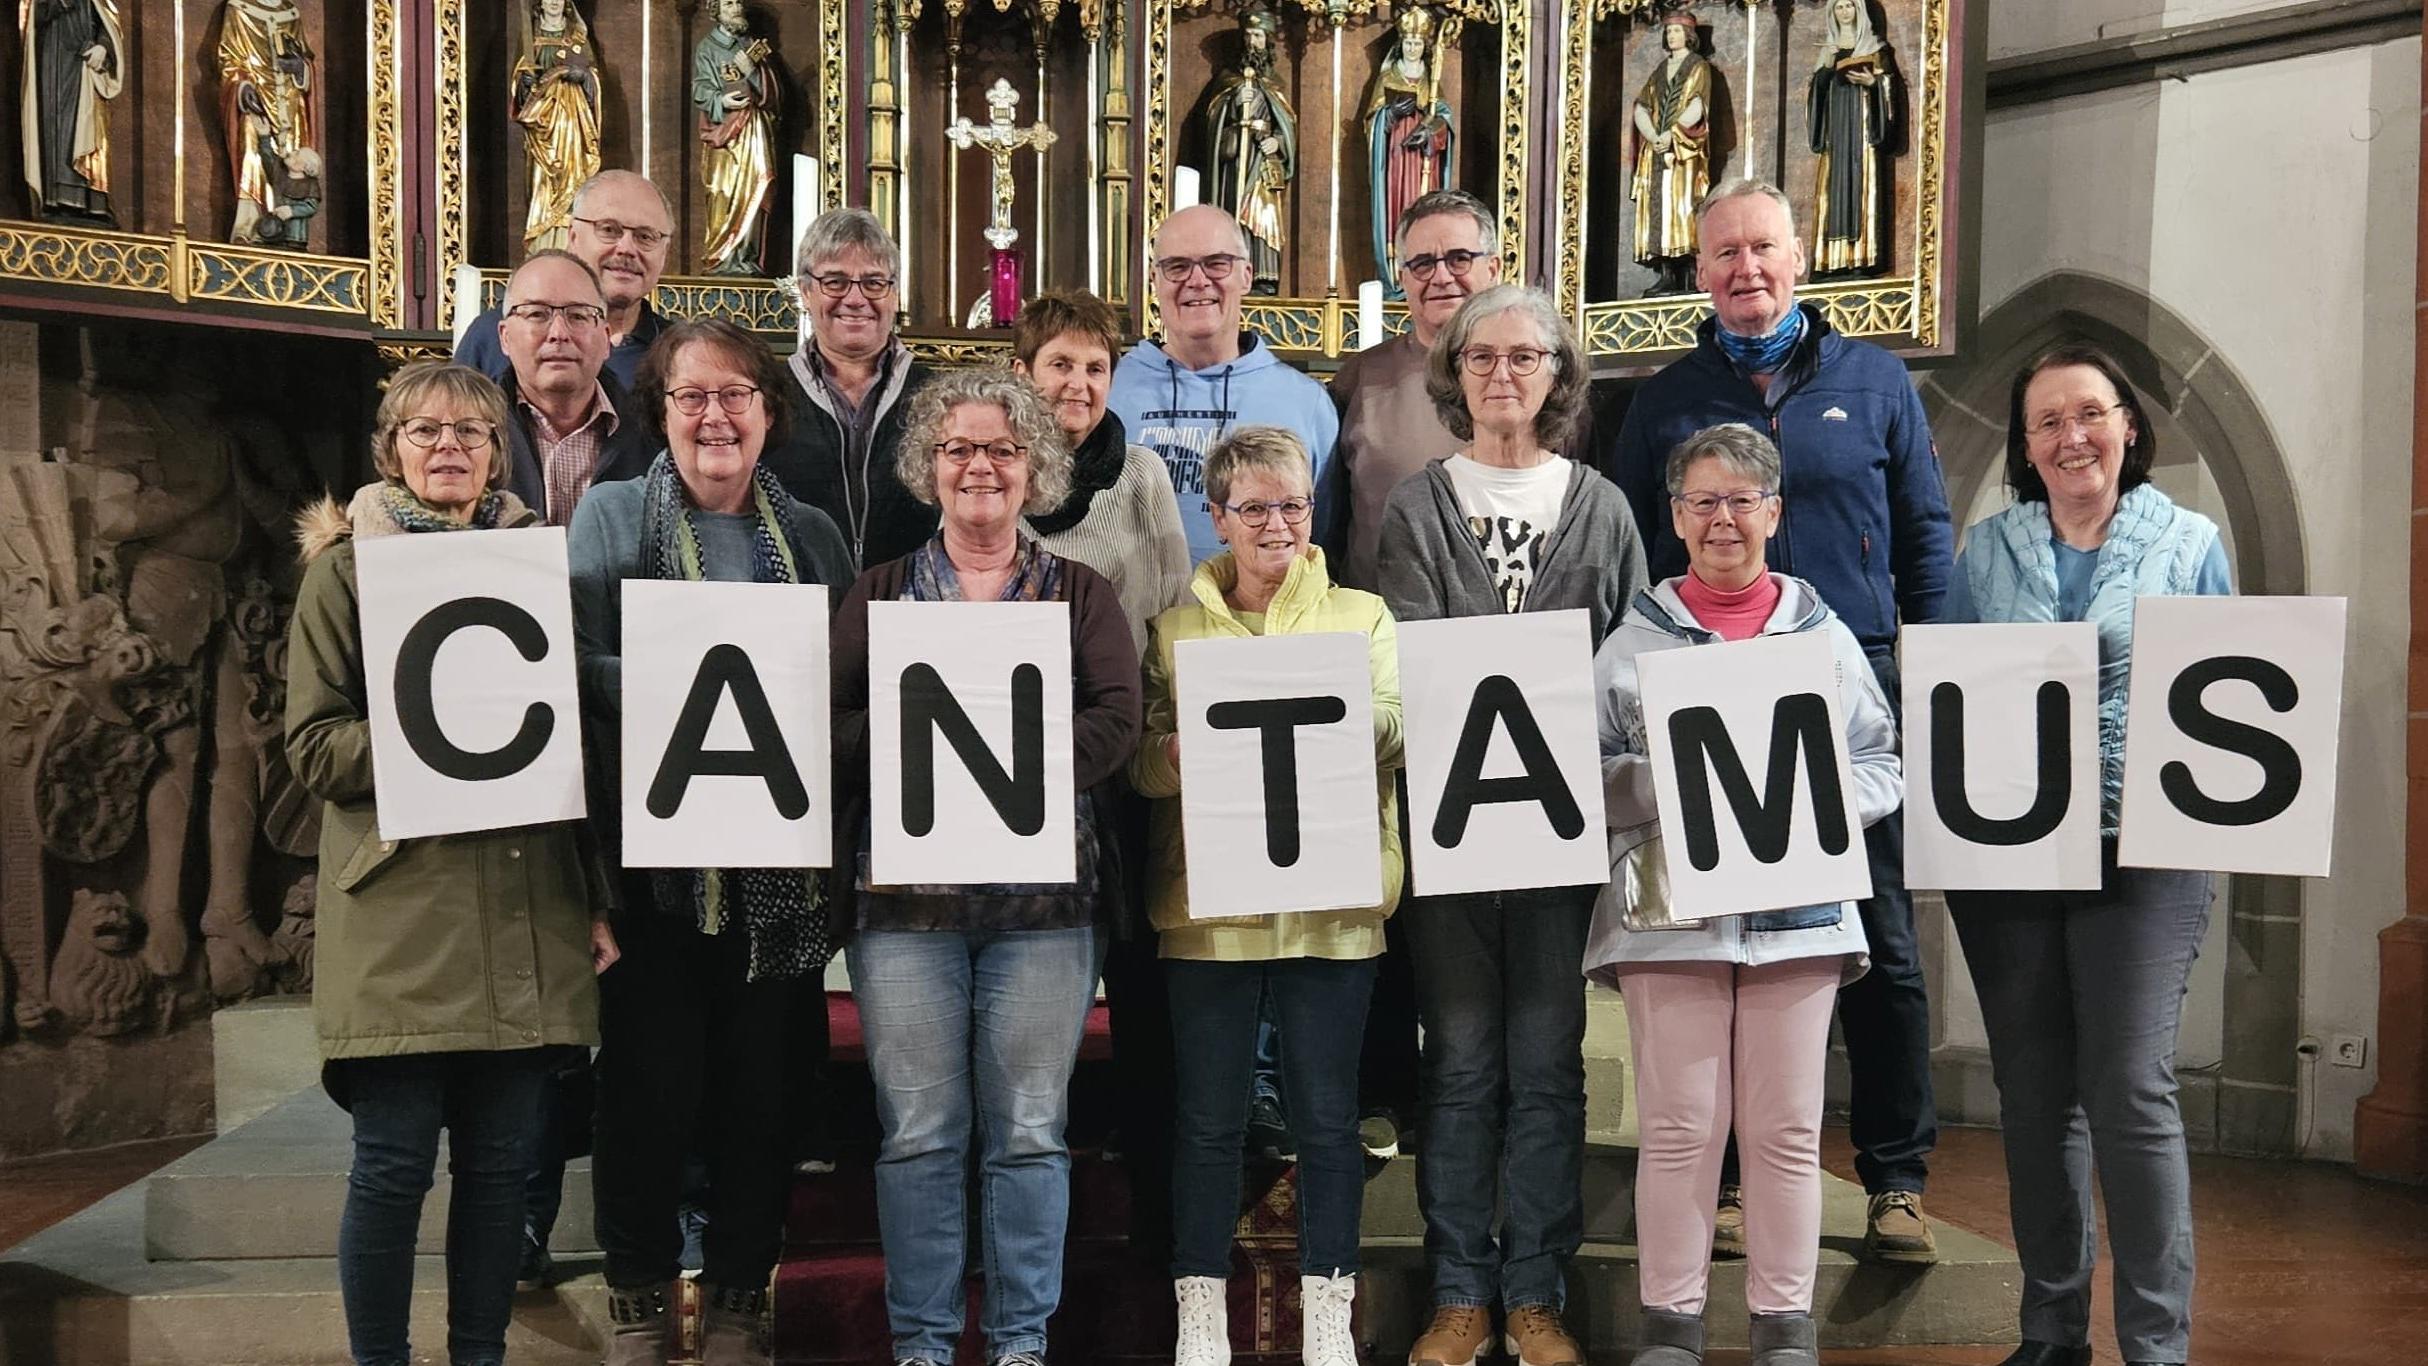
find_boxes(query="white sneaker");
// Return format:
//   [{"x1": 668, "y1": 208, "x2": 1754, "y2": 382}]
[
  {"x1": 1300, "y1": 1272, "x2": 1358, "y2": 1366},
  {"x1": 1175, "y1": 1275, "x2": 1231, "y2": 1366}
]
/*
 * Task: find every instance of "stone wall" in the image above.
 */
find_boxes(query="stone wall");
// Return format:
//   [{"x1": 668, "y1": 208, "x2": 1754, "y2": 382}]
[{"x1": 0, "y1": 317, "x2": 376, "y2": 1160}]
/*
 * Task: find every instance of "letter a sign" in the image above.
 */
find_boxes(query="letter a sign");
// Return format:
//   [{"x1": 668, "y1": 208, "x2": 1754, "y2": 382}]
[{"x1": 1636, "y1": 632, "x2": 1871, "y2": 919}]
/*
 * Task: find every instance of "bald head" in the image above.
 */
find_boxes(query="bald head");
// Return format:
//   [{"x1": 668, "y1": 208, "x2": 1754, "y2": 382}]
[{"x1": 1151, "y1": 205, "x2": 1253, "y2": 369}]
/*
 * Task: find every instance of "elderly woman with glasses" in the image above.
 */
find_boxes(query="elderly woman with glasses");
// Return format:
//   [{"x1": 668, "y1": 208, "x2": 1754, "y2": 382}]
[
  {"x1": 1374, "y1": 284, "x2": 1646, "y2": 1366},
  {"x1": 285, "y1": 362, "x2": 616, "y2": 1366},
  {"x1": 829, "y1": 368, "x2": 1143, "y2": 1366},
  {"x1": 764, "y1": 205, "x2": 935, "y2": 569},
  {"x1": 568, "y1": 319, "x2": 855, "y2": 1366},
  {"x1": 1936, "y1": 345, "x2": 2229, "y2": 1366},
  {"x1": 1132, "y1": 425, "x2": 1404, "y2": 1366},
  {"x1": 1586, "y1": 422, "x2": 1899, "y2": 1366}
]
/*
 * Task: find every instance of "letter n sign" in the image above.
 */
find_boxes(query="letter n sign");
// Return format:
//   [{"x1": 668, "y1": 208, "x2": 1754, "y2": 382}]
[
  {"x1": 869, "y1": 601, "x2": 1076, "y2": 885},
  {"x1": 1175, "y1": 631, "x2": 1382, "y2": 918},
  {"x1": 1637, "y1": 631, "x2": 1871, "y2": 919},
  {"x1": 357, "y1": 526, "x2": 586, "y2": 839}
]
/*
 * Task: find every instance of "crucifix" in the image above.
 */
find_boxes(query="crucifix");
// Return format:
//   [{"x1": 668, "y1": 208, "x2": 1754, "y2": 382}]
[{"x1": 947, "y1": 78, "x2": 1058, "y2": 324}]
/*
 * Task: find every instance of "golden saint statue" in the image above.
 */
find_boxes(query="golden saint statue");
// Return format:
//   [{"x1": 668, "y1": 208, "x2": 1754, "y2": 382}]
[
  {"x1": 513, "y1": 0, "x2": 602, "y2": 254},
  {"x1": 214, "y1": 0, "x2": 316, "y2": 248},
  {"x1": 1629, "y1": 13, "x2": 1712, "y2": 295},
  {"x1": 694, "y1": 0, "x2": 783, "y2": 275}
]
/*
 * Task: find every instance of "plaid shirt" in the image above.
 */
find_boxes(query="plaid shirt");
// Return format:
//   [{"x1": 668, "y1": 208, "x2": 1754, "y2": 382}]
[{"x1": 524, "y1": 382, "x2": 620, "y2": 526}]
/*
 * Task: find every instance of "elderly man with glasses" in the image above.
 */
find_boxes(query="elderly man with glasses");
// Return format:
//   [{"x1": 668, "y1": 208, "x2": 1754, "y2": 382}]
[
  {"x1": 1107, "y1": 203, "x2": 1339, "y2": 567},
  {"x1": 456, "y1": 169, "x2": 676, "y2": 387},
  {"x1": 760, "y1": 205, "x2": 937, "y2": 569},
  {"x1": 492, "y1": 248, "x2": 657, "y2": 529}
]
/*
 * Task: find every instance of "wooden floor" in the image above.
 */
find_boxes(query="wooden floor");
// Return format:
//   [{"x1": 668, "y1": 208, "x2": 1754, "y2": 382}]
[{"x1": 5, "y1": 1124, "x2": 2423, "y2": 1364}]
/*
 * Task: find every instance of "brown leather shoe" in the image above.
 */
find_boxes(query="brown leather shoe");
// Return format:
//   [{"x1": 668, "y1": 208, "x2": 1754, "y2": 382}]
[
  {"x1": 1503, "y1": 1304, "x2": 1584, "y2": 1366},
  {"x1": 1712, "y1": 1183, "x2": 1747, "y2": 1260},
  {"x1": 1864, "y1": 1190, "x2": 1940, "y2": 1264},
  {"x1": 1409, "y1": 1304, "x2": 1492, "y2": 1366}
]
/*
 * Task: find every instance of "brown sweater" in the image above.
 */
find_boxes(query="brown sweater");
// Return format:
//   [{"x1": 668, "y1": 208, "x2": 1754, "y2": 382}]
[
  {"x1": 828, "y1": 546, "x2": 1144, "y2": 933},
  {"x1": 1330, "y1": 332, "x2": 1461, "y2": 594}
]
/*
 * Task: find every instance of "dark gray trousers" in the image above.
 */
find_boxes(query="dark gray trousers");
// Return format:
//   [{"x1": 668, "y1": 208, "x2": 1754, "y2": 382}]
[{"x1": 1947, "y1": 852, "x2": 2213, "y2": 1363}]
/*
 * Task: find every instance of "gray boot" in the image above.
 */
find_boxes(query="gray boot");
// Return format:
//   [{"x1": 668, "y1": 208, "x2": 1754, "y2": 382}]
[
  {"x1": 1629, "y1": 1308, "x2": 1705, "y2": 1365},
  {"x1": 1748, "y1": 1311, "x2": 1818, "y2": 1366},
  {"x1": 700, "y1": 1282, "x2": 771, "y2": 1366},
  {"x1": 603, "y1": 1283, "x2": 673, "y2": 1366}
]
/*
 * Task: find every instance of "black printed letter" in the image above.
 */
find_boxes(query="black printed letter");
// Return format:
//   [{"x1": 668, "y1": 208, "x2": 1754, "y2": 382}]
[
  {"x1": 1432, "y1": 674, "x2": 1585, "y2": 847},
  {"x1": 393, "y1": 596, "x2": 554, "y2": 782},
  {"x1": 1665, "y1": 694, "x2": 1850, "y2": 872},
  {"x1": 2159, "y1": 656, "x2": 2302, "y2": 826},
  {"x1": 1930, "y1": 680, "x2": 2071, "y2": 846},
  {"x1": 646, "y1": 644, "x2": 809, "y2": 820},
  {"x1": 900, "y1": 662, "x2": 1046, "y2": 836},
  {"x1": 1207, "y1": 696, "x2": 1348, "y2": 867}
]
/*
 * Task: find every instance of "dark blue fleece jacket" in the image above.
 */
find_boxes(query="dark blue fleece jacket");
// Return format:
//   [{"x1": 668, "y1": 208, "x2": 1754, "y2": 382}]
[{"x1": 1600, "y1": 303, "x2": 1952, "y2": 654}]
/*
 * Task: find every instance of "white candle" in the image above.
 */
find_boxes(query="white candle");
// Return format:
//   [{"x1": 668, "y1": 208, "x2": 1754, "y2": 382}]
[
  {"x1": 1357, "y1": 280, "x2": 1384, "y2": 351},
  {"x1": 449, "y1": 265, "x2": 482, "y2": 347},
  {"x1": 792, "y1": 154, "x2": 820, "y2": 273},
  {"x1": 1173, "y1": 167, "x2": 1200, "y2": 211}
]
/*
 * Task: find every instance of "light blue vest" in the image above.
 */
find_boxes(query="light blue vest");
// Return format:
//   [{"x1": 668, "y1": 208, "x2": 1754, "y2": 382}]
[{"x1": 1955, "y1": 484, "x2": 2219, "y2": 833}]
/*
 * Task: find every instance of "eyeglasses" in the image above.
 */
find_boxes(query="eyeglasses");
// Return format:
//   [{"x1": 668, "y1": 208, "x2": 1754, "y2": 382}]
[
  {"x1": 666, "y1": 384, "x2": 763, "y2": 416},
  {"x1": 1220, "y1": 496, "x2": 1313, "y2": 528},
  {"x1": 1402, "y1": 248, "x2": 1488, "y2": 281},
  {"x1": 398, "y1": 417, "x2": 497, "y2": 448},
  {"x1": 1154, "y1": 253, "x2": 1245, "y2": 284},
  {"x1": 504, "y1": 301, "x2": 606, "y2": 331},
  {"x1": 804, "y1": 271, "x2": 897, "y2": 299},
  {"x1": 1671, "y1": 489, "x2": 1776, "y2": 519},
  {"x1": 2023, "y1": 402, "x2": 2122, "y2": 442},
  {"x1": 571, "y1": 216, "x2": 670, "y2": 251},
  {"x1": 1459, "y1": 347, "x2": 1551, "y2": 377},
  {"x1": 935, "y1": 440, "x2": 1029, "y2": 465}
]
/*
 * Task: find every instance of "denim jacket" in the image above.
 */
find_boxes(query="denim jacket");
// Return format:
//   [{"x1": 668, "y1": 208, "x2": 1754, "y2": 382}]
[
  {"x1": 1948, "y1": 484, "x2": 2221, "y2": 834},
  {"x1": 1584, "y1": 576, "x2": 1898, "y2": 981}
]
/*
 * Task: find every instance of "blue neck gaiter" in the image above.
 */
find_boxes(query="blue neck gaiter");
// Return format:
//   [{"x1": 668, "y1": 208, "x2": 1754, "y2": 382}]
[{"x1": 1715, "y1": 305, "x2": 1808, "y2": 375}]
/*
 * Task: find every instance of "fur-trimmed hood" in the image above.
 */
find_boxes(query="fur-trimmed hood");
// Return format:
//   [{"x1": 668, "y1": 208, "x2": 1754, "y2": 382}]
[{"x1": 295, "y1": 482, "x2": 535, "y2": 563}]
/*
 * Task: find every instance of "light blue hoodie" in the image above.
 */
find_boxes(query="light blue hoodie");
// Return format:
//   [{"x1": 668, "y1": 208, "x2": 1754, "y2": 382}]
[{"x1": 1106, "y1": 332, "x2": 1342, "y2": 565}]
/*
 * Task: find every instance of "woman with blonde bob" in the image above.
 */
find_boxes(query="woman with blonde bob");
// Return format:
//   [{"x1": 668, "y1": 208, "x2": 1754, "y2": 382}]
[
  {"x1": 829, "y1": 368, "x2": 1142, "y2": 1366},
  {"x1": 1133, "y1": 425, "x2": 1404, "y2": 1366},
  {"x1": 286, "y1": 361, "x2": 614, "y2": 1366}
]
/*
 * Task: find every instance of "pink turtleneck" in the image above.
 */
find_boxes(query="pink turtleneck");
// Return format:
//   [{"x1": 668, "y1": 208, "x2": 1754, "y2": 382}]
[{"x1": 1676, "y1": 570, "x2": 1782, "y2": 642}]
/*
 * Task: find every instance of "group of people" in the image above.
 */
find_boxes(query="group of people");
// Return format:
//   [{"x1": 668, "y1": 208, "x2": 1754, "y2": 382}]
[{"x1": 287, "y1": 167, "x2": 2226, "y2": 1366}]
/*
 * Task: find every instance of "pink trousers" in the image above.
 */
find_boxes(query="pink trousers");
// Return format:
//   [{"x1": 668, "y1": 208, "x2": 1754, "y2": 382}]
[{"x1": 1616, "y1": 957, "x2": 1844, "y2": 1316}]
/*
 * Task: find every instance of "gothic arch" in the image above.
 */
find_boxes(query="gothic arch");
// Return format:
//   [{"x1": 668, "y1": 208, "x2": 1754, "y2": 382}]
[{"x1": 1918, "y1": 270, "x2": 2306, "y2": 1155}]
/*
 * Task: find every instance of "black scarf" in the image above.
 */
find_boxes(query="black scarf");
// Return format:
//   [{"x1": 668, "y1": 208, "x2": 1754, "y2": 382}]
[{"x1": 1026, "y1": 411, "x2": 1130, "y2": 538}]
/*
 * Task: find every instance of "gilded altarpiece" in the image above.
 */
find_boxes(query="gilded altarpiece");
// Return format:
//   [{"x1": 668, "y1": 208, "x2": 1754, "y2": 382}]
[{"x1": 1557, "y1": 0, "x2": 1966, "y2": 364}]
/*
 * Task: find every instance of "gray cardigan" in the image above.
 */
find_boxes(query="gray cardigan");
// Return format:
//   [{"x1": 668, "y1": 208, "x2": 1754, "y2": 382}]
[{"x1": 1374, "y1": 458, "x2": 1648, "y2": 644}]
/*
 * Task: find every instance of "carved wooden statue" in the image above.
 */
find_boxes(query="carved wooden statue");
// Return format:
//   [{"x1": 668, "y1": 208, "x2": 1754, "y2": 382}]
[
  {"x1": 1200, "y1": 6, "x2": 1297, "y2": 296},
  {"x1": 20, "y1": 0, "x2": 125, "y2": 223},
  {"x1": 694, "y1": 0, "x2": 783, "y2": 275},
  {"x1": 514, "y1": 0, "x2": 603, "y2": 253},
  {"x1": 1630, "y1": 12, "x2": 1712, "y2": 296},
  {"x1": 1363, "y1": 5, "x2": 1454, "y2": 296},
  {"x1": 1808, "y1": 0, "x2": 1896, "y2": 275},
  {"x1": 215, "y1": 0, "x2": 317, "y2": 249}
]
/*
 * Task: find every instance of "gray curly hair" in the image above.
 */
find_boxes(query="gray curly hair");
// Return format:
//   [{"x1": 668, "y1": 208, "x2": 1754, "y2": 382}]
[{"x1": 895, "y1": 368, "x2": 1073, "y2": 517}]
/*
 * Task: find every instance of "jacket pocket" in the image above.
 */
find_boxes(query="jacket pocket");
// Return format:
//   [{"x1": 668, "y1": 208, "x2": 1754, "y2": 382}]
[
  {"x1": 1748, "y1": 902, "x2": 1843, "y2": 932},
  {"x1": 333, "y1": 823, "x2": 408, "y2": 894}
]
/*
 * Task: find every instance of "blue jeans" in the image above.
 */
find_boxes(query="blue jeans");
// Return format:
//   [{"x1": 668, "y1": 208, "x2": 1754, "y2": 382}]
[
  {"x1": 1166, "y1": 956, "x2": 1376, "y2": 1279},
  {"x1": 849, "y1": 926, "x2": 1098, "y2": 1362},
  {"x1": 333, "y1": 1049, "x2": 550, "y2": 1366},
  {"x1": 1405, "y1": 887, "x2": 1594, "y2": 1311}
]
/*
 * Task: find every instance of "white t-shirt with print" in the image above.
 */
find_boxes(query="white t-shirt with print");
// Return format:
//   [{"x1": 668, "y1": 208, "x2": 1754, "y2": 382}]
[{"x1": 1441, "y1": 454, "x2": 1568, "y2": 613}]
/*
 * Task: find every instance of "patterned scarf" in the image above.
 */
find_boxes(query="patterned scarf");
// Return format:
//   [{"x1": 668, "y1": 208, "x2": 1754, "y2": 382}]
[
  {"x1": 904, "y1": 531, "x2": 1066, "y2": 604},
  {"x1": 1714, "y1": 303, "x2": 1808, "y2": 376},
  {"x1": 381, "y1": 481, "x2": 506, "y2": 533},
  {"x1": 637, "y1": 452, "x2": 831, "y2": 982}
]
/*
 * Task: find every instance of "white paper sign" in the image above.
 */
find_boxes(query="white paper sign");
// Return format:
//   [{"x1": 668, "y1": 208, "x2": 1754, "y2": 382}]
[
  {"x1": 357, "y1": 526, "x2": 586, "y2": 839},
  {"x1": 1175, "y1": 632, "x2": 1382, "y2": 918},
  {"x1": 2120, "y1": 595, "x2": 2347, "y2": 876},
  {"x1": 869, "y1": 601, "x2": 1076, "y2": 885},
  {"x1": 620, "y1": 581, "x2": 831, "y2": 869},
  {"x1": 1902, "y1": 623, "x2": 2102, "y2": 891},
  {"x1": 1401, "y1": 611, "x2": 1608, "y2": 896},
  {"x1": 1638, "y1": 631, "x2": 1871, "y2": 919}
]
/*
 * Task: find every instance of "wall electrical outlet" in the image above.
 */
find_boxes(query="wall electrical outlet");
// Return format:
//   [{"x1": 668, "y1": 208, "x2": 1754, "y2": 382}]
[{"x1": 2330, "y1": 1035, "x2": 2368, "y2": 1068}]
